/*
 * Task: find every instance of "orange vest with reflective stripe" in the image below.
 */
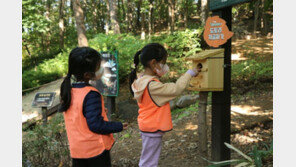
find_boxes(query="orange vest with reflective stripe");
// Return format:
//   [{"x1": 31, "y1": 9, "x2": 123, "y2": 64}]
[
  {"x1": 63, "y1": 86, "x2": 114, "y2": 158},
  {"x1": 137, "y1": 79, "x2": 173, "y2": 132}
]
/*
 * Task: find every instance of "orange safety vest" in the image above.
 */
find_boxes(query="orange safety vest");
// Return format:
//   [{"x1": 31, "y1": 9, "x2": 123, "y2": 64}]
[
  {"x1": 63, "y1": 86, "x2": 114, "y2": 158},
  {"x1": 137, "y1": 79, "x2": 173, "y2": 132}
]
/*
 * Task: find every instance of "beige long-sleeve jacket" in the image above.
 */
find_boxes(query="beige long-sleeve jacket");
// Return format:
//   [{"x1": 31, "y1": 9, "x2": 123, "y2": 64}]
[{"x1": 131, "y1": 73, "x2": 192, "y2": 106}]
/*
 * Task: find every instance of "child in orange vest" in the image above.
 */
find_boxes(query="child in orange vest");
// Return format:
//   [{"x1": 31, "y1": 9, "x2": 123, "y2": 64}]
[
  {"x1": 60, "y1": 47, "x2": 128, "y2": 167},
  {"x1": 129, "y1": 43, "x2": 200, "y2": 167}
]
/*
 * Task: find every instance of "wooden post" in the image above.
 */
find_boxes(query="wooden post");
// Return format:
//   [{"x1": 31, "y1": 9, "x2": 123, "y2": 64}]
[
  {"x1": 107, "y1": 96, "x2": 116, "y2": 120},
  {"x1": 42, "y1": 107, "x2": 47, "y2": 126},
  {"x1": 198, "y1": 91, "x2": 209, "y2": 166},
  {"x1": 211, "y1": 7, "x2": 232, "y2": 164}
]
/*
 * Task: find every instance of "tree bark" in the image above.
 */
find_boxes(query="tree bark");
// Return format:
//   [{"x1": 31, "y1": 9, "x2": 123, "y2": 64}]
[
  {"x1": 105, "y1": 0, "x2": 110, "y2": 34},
  {"x1": 198, "y1": 92, "x2": 209, "y2": 166},
  {"x1": 253, "y1": 0, "x2": 260, "y2": 37},
  {"x1": 201, "y1": 0, "x2": 209, "y2": 26},
  {"x1": 126, "y1": 0, "x2": 133, "y2": 32},
  {"x1": 184, "y1": 0, "x2": 188, "y2": 28},
  {"x1": 148, "y1": 0, "x2": 153, "y2": 37},
  {"x1": 91, "y1": 0, "x2": 98, "y2": 33},
  {"x1": 59, "y1": 0, "x2": 65, "y2": 50},
  {"x1": 261, "y1": 0, "x2": 268, "y2": 35},
  {"x1": 108, "y1": 0, "x2": 121, "y2": 34},
  {"x1": 136, "y1": 0, "x2": 141, "y2": 29},
  {"x1": 45, "y1": 0, "x2": 52, "y2": 53},
  {"x1": 72, "y1": 0, "x2": 89, "y2": 47},
  {"x1": 140, "y1": 0, "x2": 145, "y2": 39},
  {"x1": 168, "y1": 0, "x2": 171, "y2": 32}
]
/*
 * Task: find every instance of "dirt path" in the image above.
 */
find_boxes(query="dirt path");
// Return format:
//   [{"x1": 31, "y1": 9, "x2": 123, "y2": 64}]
[{"x1": 110, "y1": 89, "x2": 273, "y2": 167}]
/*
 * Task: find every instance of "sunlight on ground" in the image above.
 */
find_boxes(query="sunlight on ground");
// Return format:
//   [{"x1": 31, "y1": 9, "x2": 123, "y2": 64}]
[
  {"x1": 185, "y1": 123, "x2": 198, "y2": 130},
  {"x1": 231, "y1": 105, "x2": 261, "y2": 115},
  {"x1": 231, "y1": 53, "x2": 248, "y2": 61}
]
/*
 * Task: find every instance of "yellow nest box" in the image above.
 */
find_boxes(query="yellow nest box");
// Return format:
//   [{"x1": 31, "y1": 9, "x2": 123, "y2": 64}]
[{"x1": 186, "y1": 49, "x2": 224, "y2": 91}]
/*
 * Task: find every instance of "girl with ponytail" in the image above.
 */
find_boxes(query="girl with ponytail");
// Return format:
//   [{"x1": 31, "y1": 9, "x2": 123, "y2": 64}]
[
  {"x1": 60, "y1": 47, "x2": 127, "y2": 167},
  {"x1": 129, "y1": 43, "x2": 201, "y2": 167}
]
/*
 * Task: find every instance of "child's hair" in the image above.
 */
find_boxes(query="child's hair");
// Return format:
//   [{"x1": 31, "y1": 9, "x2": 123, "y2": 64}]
[
  {"x1": 59, "y1": 47, "x2": 101, "y2": 112},
  {"x1": 129, "y1": 43, "x2": 168, "y2": 96}
]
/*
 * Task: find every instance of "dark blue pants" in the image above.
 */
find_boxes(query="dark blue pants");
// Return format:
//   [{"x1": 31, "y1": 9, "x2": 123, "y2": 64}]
[{"x1": 72, "y1": 150, "x2": 111, "y2": 167}]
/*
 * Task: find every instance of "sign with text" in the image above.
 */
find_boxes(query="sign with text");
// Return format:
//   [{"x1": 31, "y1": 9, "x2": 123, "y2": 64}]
[
  {"x1": 95, "y1": 51, "x2": 119, "y2": 97},
  {"x1": 203, "y1": 16, "x2": 234, "y2": 48},
  {"x1": 32, "y1": 92, "x2": 56, "y2": 108},
  {"x1": 209, "y1": 0, "x2": 251, "y2": 11}
]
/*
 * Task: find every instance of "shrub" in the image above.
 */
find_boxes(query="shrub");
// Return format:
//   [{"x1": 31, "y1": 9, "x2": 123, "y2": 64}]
[{"x1": 22, "y1": 113, "x2": 70, "y2": 167}]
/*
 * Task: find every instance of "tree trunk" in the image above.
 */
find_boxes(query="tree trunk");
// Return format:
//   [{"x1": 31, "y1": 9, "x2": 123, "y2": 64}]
[
  {"x1": 198, "y1": 92, "x2": 209, "y2": 166},
  {"x1": 127, "y1": 0, "x2": 133, "y2": 32},
  {"x1": 136, "y1": 0, "x2": 141, "y2": 29},
  {"x1": 140, "y1": 0, "x2": 145, "y2": 39},
  {"x1": 91, "y1": 0, "x2": 98, "y2": 33},
  {"x1": 105, "y1": 0, "x2": 110, "y2": 34},
  {"x1": 184, "y1": 0, "x2": 188, "y2": 28},
  {"x1": 108, "y1": 0, "x2": 121, "y2": 34},
  {"x1": 171, "y1": 0, "x2": 175, "y2": 32},
  {"x1": 261, "y1": 0, "x2": 268, "y2": 35},
  {"x1": 168, "y1": 0, "x2": 171, "y2": 32},
  {"x1": 148, "y1": 0, "x2": 153, "y2": 37},
  {"x1": 45, "y1": 0, "x2": 52, "y2": 53},
  {"x1": 201, "y1": 0, "x2": 209, "y2": 26},
  {"x1": 253, "y1": 0, "x2": 260, "y2": 37},
  {"x1": 59, "y1": 0, "x2": 65, "y2": 50},
  {"x1": 72, "y1": 0, "x2": 89, "y2": 47}
]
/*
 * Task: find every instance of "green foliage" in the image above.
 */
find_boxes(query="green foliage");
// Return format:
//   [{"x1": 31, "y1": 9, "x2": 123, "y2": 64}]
[
  {"x1": 22, "y1": 29, "x2": 203, "y2": 91},
  {"x1": 22, "y1": 113, "x2": 70, "y2": 167},
  {"x1": 205, "y1": 141, "x2": 273, "y2": 167},
  {"x1": 232, "y1": 58, "x2": 273, "y2": 91},
  {"x1": 22, "y1": 51, "x2": 69, "y2": 91}
]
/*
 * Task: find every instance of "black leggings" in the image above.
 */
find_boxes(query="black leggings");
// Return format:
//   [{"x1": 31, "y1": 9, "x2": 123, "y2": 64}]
[{"x1": 72, "y1": 150, "x2": 111, "y2": 167}]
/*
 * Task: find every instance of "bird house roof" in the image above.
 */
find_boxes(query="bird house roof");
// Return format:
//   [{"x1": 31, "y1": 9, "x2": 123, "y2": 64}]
[{"x1": 186, "y1": 49, "x2": 224, "y2": 61}]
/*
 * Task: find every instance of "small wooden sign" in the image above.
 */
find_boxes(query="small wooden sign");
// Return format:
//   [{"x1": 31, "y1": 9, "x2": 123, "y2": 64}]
[
  {"x1": 32, "y1": 92, "x2": 56, "y2": 108},
  {"x1": 203, "y1": 16, "x2": 233, "y2": 48}
]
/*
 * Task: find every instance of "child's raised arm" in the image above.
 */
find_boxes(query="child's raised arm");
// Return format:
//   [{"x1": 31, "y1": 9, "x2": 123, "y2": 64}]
[{"x1": 148, "y1": 69, "x2": 199, "y2": 106}]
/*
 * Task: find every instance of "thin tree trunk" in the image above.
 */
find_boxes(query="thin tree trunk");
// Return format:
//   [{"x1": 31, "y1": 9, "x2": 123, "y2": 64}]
[
  {"x1": 105, "y1": 0, "x2": 110, "y2": 34},
  {"x1": 108, "y1": 0, "x2": 120, "y2": 34},
  {"x1": 136, "y1": 0, "x2": 141, "y2": 29},
  {"x1": 59, "y1": 0, "x2": 65, "y2": 50},
  {"x1": 91, "y1": 0, "x2": 98, "y2": 33},
  {"x1": 261, "y1": 0, "x2": 268, "y2": 35},
  {"x1": 171, "y1": 0, "x2": 175, "y2": 32},
  {"x1": 198, "y1": 92, "x2": 208, "y2": 166},
  {"x1": 148, "y1": 0, "x2": 153, "y2": 37},
  {"x1": 127, "y1": 0, "x2": 133, "y2": 32},
  {"x1": 70, "y1": 0, "x2": 75, "y2": 27},
  {"x1": 201, "y1": 0, "x2": 209, "y2": 26},
  {"x1": 184, "y1": 0, "x2": 188, "y2": 28},
  {"x1": 140, "y1": 0, "x2": 145, "y2": 39},
  {"x1": 23, "y1": 39, "x2": 32, "y2": 58},
  {"x1": 72, "y1": 0, "x2": 89, "y2": 47},
  {"x1": 120, "y1": 0, "x2": 127, "y2": 32},
  {"x1": 45, "y1": 0, "x2": 52, "y2": 53},
  {"x1": 253, "y1": 0, "x2": 260, "y2": 37},
  {"x1": 168, "y1": 0, "x2": 171, "y2": 32}
]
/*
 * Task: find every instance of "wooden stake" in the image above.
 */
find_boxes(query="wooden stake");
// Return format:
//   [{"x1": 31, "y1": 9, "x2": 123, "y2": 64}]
[{"x1": 198, "y1": 91, "x2": 208, "y2": 166}]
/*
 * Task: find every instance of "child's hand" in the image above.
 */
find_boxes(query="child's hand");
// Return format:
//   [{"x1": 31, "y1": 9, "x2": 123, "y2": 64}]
[
  {"x1": 187, "y1": 68, "x2": 200, "y2": 77},
  {"x1": 122, "y1": 123, "x2": 129, "y2": 130}
]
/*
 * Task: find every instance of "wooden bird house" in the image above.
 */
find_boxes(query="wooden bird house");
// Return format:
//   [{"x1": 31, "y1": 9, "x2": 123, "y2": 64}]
[{"x1": 186, "y1": 49, "x2": 224, "y2": 91}]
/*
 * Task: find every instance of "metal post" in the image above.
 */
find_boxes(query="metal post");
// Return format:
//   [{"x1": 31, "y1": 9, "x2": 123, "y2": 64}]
[
  {"x1": 42, "y1": 107, "x2": 47, "y2": 125},
  {"x1": 107, "y1": 96, "x2": 116, "y2": 120},
  {"x1": 211, "y1": 6, "x2": 232, "y2": 164}
]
